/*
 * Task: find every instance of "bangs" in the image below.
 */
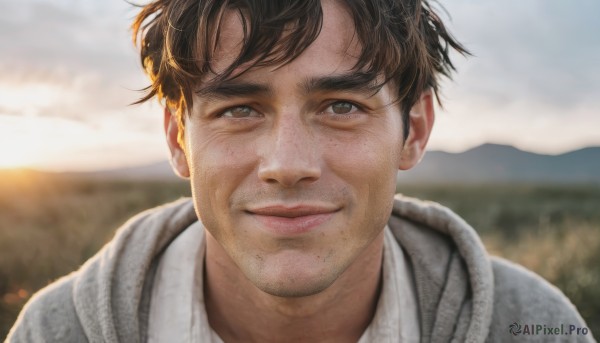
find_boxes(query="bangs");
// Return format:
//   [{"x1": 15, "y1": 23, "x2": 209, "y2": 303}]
[
  {"x1": 199, "y1": 0, "x2": 325, "y2": 82},
  {"x1": 133, "y1": 0, "x2": 468, "y2": 138}
]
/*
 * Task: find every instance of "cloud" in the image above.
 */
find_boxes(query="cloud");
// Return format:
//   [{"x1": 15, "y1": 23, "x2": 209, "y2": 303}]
[
  {"x1": 440, "y1": 0, "x2": 600, "y2": 110},
  {"x1": 0, "y1": 0, "x2": 149, "y2": 120},
  {"x1": 0, "y1": 0, "x2": 137, "y2": 70},
  {"x1": 0, "y1": 0, "x2": 166, "y2": 170},
  {"x1": 421, "y1": 0, "x2": 600, "y2": 154}
]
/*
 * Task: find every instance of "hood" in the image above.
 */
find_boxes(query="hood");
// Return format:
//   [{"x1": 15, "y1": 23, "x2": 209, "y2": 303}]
[
  {"x1": 72, "y1": 199, "x2": 197, "y2": 342},
  {"x1": 71, "y1": 195, "x2": 493, "y2": 342}
]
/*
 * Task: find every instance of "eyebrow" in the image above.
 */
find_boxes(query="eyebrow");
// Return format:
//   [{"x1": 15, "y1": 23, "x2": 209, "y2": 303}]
[
  {"x1": 301, "y1": 72, "x2": 381, "y2": 95},
  {"x1": 195, "y1": 71, "x2": 381, "y2": 101},
  {"x1": 196, "y1": 81, "x2": 273, "y2": 101}
]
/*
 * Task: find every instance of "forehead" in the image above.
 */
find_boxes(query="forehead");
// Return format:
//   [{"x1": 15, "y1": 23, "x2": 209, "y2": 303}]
[{"x1": 210, "y1": 0, "x2": 362, "y2": 79}]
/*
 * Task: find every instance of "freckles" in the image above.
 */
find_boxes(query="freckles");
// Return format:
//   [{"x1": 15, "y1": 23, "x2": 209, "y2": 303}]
[
  {"x1": 254, "y1": 253, "x2": 265, "y2": 265},
  {"x1": 322, "y1": 249, "x2": 335, "y2": 263}
]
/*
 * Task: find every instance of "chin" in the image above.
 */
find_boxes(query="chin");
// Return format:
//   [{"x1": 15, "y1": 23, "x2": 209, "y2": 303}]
[
  {"x1": 257, "y1": 275, "x2": 337, "y2": 298},
  {"x1": 247, "y1": 256, "x2": 346, "y2": 298}
]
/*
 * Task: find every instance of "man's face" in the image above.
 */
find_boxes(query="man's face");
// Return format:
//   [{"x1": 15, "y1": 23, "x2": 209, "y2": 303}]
[{"x1": 168, "y1": 0, "x2": 431, "y2": 297}]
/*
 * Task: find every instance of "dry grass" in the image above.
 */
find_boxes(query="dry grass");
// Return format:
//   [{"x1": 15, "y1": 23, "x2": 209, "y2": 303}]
[{"x1": 484, "y1": 223, "x2": 600, "y2": 331}]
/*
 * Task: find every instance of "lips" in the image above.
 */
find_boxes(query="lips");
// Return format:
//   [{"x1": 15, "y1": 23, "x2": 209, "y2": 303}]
[{"x1": 246, "y1": 205, "x2": 338, "y2": 235}]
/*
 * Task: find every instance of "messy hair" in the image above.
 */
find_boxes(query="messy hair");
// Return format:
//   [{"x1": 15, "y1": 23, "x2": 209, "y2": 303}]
[{"x1": 132, "y1": 0, "x2": 468, "y2": 139}]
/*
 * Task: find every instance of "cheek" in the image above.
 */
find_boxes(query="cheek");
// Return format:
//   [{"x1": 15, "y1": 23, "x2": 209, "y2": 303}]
[
  {"x1": 322, "y1": 123, "x2": 402, "y2": 225},
  {"x1": 323, "y1": 124, "x2": 402, "y2": 190},
  {"x1": 185, "y1": 128, "x2": 257, "y2": 226}
]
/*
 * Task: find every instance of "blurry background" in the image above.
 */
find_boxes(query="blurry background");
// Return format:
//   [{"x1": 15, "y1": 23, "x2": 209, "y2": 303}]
[{"x1": 1, "y1": 0, "x2": 599, "y2": 338}]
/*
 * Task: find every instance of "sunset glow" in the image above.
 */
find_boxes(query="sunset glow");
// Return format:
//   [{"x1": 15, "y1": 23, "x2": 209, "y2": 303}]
[
  {"x1": 0, "y1": 143, "x2": 37, "y2": 169},
  {"x1": 0, "y1": 116, "x2": 65, "y2": 169},
  {"x1": 0, "y1": 113, "x2": 166, "y2": 172},
  {"x1": 0, "y1": 82, "x2": 69, "y2": 169}
]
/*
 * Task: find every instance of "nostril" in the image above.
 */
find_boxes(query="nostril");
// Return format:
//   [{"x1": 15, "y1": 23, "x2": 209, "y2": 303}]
[{"x1": 257, "y1": 161, "x2": 321, "y2": 187}]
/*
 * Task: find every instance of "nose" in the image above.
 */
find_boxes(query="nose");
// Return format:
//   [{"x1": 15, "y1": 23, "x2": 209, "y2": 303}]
[{"x1": 257, "y1": 116, "x2": 321, "y2": 187}]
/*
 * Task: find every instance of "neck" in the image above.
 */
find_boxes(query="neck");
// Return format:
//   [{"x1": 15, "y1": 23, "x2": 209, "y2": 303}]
[{"x1": 203, "y1": 230, "x2": 384, "y2": 343}]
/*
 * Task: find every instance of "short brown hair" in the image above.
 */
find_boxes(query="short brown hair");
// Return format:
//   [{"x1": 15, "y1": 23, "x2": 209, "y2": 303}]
[{"x1": 132, "y1": 0, "x2": 468, "y2": 139}]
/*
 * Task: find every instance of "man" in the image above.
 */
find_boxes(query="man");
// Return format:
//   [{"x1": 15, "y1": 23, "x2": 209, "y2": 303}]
[{"x1": 7, "y1": 0, "x2": 595, "y2": 342}]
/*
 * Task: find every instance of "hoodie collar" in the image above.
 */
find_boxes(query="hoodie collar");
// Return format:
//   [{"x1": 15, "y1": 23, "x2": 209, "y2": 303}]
[{"x1": 389, "y1": 194, "x2": 494, "y2": 342}]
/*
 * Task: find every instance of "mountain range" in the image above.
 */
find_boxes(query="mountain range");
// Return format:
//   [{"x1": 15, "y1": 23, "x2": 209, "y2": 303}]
[
  {"x1": 397, "y1": 144, "x2": 600, "y2": 184},
  {"x1": 64, "y1": 143, "x2": 600, "y2": 184}
]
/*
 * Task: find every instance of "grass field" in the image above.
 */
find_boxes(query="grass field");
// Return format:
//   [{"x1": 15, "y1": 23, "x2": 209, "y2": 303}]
[{"x1": 1, "y1": 171, "x2": 598, "y2": 338}]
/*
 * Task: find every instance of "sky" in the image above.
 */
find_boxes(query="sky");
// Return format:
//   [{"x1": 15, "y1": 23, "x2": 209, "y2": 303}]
[{"x1": 1, "y1": 0, "x2": 599, "y2": 171}]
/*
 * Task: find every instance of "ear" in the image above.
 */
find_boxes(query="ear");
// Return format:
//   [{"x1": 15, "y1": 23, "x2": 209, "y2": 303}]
[
  {"x1": 398, "y1": 89, "x2": 435, "y2": 170},
  {"x1": 164, "y1": 107, "x2": 190, "y2": 178}
]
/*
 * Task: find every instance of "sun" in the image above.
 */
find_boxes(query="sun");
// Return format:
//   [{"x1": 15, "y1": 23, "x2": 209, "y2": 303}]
[
  {"x1": 0, "y1": 129, "x2": 39, "y2": 169},
  {"x1": 0, "y1": 148, "x2": 37, "y2": 169},
  {"x1": 0, "y1": 154, "x2": 32, "y2": 169},
  {"x1": 0, "y1": 115, "x2": 49, "y2": 170}
]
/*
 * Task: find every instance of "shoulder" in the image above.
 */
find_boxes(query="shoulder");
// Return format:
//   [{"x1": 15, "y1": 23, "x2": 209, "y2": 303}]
[
  {"x1": 6, "y1": 198, "x2": 197, "y2": 342},
  {"x1": 6, "y1": 273, "x2": 87, "y2": 343},
  {"x1": 486, "y1": 257, "x2": 595, "y2": 342}
]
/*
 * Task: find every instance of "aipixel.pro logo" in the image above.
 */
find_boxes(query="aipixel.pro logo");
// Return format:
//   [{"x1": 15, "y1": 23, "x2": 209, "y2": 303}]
[
  {"x1": 508, "y1": 322, "x2": 590, "y2": 337},
  {"x1": 509, "y1": 322, "x2": 522, "y2": 336}
]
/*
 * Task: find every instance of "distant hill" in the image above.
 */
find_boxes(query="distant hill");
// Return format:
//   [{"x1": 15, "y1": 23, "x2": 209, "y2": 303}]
[
  {"x1": 397, "y1": 144, "x2": 600, "y2": 184},
  {"x1": 8, "y1": 144, "x2": 595, "y2": 184}
]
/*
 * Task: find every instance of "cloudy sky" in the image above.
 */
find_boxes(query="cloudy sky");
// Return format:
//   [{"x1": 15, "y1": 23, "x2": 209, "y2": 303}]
[{"x1": 1, "y1": 0, "x2": 599, "y2": 171}]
